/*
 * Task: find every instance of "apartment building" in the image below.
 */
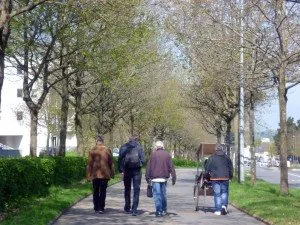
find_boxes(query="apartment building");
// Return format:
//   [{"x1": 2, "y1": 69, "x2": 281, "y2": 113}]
[{"x1": 0, "y1": 64, "x2": 76, "y2": 156}]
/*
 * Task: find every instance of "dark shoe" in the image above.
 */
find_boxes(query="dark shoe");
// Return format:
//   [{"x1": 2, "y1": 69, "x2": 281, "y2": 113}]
[
  {"x1": 221, "y1": 205, "x2": 228, "y2": 215},
  {"x1": 132, "y1": 210, "x2": 138, "y2": 216},
  {"x1": 124, "y1": 209, "x2": 131, "y2": 214},
  {"x1": 98, "y1": 210, "x2": 104, "y2": 214}
]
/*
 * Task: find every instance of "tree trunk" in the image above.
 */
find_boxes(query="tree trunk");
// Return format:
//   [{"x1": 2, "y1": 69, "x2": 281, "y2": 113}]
[
  {"x1": 58, "y1": 76, "x2": 69, "y2": 156},
  {"x1": 216, "y1": 131, "x2": 221, "y2": 143},
  {"x1": 130, "y1": 109, "x2": 134, "y2": 136},
  {"x1": 0, "y1": 51, "x2": 4, "y2": 110},
  {"x1": 248, "y1": 91, "x2": 256, "y2": 185},
  {"x1": 29, "y1": 109, "x2": 38, "y2": 156},
  {"x1": 278, "y1": 64, "x2": 289, "y2": 194},
  {"x1": 277, "y1": 0, "x2": 289, "y2": 195},
  {"x1": 225, "y1": 121, "x2": 231, "y2": 157},
  {"x1": 109, "y1": 129, "x2": 114, "y2": 147},
  {"x1": 74, "y1": 88, "x2": 84, "y2": 156},
  {"x1": 75, "y1": 110, "x2": 84, "y2": 156},
  {"x1": 0, "y1": 0, "x2": 11, "y2": 109},
  {"x1": 46, "y1": 131, "x2": 50, "y2": 152}
]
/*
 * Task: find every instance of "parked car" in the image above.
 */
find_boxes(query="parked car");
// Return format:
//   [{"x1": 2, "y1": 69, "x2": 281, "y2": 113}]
[{"x1": 112, "y1": 148, "x2": 119, "y2": 157}]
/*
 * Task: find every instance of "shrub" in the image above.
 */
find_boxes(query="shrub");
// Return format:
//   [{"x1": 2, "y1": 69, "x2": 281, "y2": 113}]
[
  {"x1": 0, "y1": 157, "x2": 88, "y2": 212},
  {"x1": 172, "y1": 158, "x2": 200, "y2": 167}
]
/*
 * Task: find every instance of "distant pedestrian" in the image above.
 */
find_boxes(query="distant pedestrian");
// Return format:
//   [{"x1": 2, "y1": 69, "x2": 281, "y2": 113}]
[
  {"x1": 118, "y1": 136, "x2": 146, "y2": 216},
  {"x1": 145, "y1": 140, "x2": 176, "y2": 217},
  {"x1": 87, "y1": 135, "x2": 114, "y2": 214},
  {"x1": 205, "y1": 143, "x2": 233, "y2": 215}
]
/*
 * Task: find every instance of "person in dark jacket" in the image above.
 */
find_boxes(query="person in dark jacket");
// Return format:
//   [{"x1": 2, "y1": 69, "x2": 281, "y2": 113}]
[
  {"x1": 145, "y1": 141, "x2": 176, "y2": 217},
  {"x1": 87, "y1": 135, "x2": 114, "y2": 214},
  {"x1": 118, "y1": 136, "x2": 146, "y2": 216},
  {"x1": 205, "y1": 143, "x2": 233, "y2": 216}
]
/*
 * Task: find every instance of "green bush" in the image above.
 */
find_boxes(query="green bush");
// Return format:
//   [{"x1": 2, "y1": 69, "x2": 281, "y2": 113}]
[
  {"x1": 52, "y1": 157, "x2": 87, "y2": 184},
  {"x1": 0, "y1": 157, "x2": 88, "y2": 212},
  {"x1": 172, "y1": 158, "x2": 200, "y2": 167}
]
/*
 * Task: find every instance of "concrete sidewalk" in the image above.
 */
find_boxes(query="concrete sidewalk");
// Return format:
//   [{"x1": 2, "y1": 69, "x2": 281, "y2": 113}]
[{"x1": 51, "y1": 168, "x2": 267, "y2": 225}]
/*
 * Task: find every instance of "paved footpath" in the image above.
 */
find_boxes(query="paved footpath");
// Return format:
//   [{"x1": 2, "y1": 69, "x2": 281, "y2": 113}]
[{"x1": 52, "y1": 168, "x2": 267, "y2": 225}]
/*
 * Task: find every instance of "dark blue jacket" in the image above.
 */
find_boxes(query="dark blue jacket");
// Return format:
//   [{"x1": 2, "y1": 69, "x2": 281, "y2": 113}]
[
  {"x1": 205, "y1": 150, "x2": 233, "y2": 180},
  {"x1": 118, "y1": 140, "x2": 146, "y2": 173}
]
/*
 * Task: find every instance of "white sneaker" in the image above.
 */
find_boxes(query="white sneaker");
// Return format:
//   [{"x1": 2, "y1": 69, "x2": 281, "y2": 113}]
[
  {"x1": 221, "y1": 205, "x2": 228, "y2": 215},
  {"x1": 214, "y1": 211, "x2": 221, "y2": 215}
]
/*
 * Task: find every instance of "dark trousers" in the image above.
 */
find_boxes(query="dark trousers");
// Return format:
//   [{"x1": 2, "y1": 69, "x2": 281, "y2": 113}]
[
  {"x1": 123, "y1": 168, "x2": 142, "y2": 211},
  {"x1": 92, "y1": 178, "x2": 108, "y2": 211}
]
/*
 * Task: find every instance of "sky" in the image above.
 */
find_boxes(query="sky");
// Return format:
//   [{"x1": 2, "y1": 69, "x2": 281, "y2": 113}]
[{"x1": 257, "y1": 85, "x2": 300, "y2": 131}]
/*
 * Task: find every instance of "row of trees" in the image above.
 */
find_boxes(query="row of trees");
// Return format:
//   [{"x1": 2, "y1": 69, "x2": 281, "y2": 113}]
[
  {"x1": 2, "y1": 0, "x2": 211, "y2": 160},
  {"x1": 1, "y1": 0, "x2": 300, "y2": 195},
  {"x1": 149, "y1": 0, "x2": 300, "y2": 194}
]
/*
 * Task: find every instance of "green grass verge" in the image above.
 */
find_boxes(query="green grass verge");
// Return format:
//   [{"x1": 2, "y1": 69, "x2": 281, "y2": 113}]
[
  {"x1": 0, "y1": 175, "x2": 121, "y2": 225},
  {"x1": 230, "y1": 178, "x2": 300, "y2": 225}
]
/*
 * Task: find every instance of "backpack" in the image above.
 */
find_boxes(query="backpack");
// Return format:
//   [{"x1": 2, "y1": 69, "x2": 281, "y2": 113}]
[{"x1": 124, "y1": 147, "x2": 141, "y2": 169}]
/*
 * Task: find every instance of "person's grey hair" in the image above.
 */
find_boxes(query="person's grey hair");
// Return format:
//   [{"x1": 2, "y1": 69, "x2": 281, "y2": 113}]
[{"x1": 215, "y1": 143, "x2": 226, "y2": 152}]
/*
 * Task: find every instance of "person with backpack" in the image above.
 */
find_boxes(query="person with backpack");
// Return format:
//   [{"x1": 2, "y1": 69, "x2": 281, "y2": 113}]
[
  {"x1": 118, "y1": 136, "x2": 146, "y2": 216},
  {"x1": 205, "y1": 143, "x2": 233, "y2": 216},
  {"x1": 145, "y1": 140, "x2": 176, "y2": 217},
  {"x1": 87, "y1": 135, "x2": 114, "y2": 214}
]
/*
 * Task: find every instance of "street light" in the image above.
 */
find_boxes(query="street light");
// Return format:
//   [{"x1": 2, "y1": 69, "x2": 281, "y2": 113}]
[{"x1": 238, "y1": 0, "x2": 245, "y2": 183}]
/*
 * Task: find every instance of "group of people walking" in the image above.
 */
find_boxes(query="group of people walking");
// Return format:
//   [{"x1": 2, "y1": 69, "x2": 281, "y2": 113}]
[
  {"x1": 87, "y1": 135, "x2": 176, "y2": 217},
  {"x1": 86, "y1": 135, "x2": 232, "y2": 217}
]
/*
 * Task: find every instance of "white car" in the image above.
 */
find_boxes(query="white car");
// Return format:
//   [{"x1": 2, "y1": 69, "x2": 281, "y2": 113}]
[{"x1": 112, "y1": 148, "x2": 119, "y2": 157}]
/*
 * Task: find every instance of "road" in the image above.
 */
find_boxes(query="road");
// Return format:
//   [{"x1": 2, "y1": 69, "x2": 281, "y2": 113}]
[{"x1": 255, "y1": 166, "x2": 300, "y2": 188}]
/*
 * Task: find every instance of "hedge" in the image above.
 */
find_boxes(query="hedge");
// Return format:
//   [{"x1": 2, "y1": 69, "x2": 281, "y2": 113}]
[
  {"x1": 172, "y1": 158, "x2": 200, "y2": 167},
  {"x1": 0, "y1": 157, "x2": 90, "y2": 212},
  {"x1": 0, "y1": 156, "x2": 194, "y2": 212}
]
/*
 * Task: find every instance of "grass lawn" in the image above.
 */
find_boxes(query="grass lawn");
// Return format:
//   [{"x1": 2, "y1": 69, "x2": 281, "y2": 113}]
[
  {"x1": 230, "y1": 179, "x2": 300, "y2": 225},
  {"x1": 0, "y1": 175, "x2": 121, "y2": 225}
]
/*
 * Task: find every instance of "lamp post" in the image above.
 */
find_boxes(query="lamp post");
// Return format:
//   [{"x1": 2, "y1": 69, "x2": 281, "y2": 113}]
[{"x1": 238, "y1": 0, "x2": 245, "y2": 183}]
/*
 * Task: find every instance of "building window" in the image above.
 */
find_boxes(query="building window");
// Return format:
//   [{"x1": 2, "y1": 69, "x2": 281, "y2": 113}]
[
  {"x1": 52, "y1": 136, "x2": 57, "y2": 147},
  {"x1": 17, "y1": 65, "x2": 23, "y2": 75},
  {"x1": 17, "y1": 89, "x2": 23, "y2": 98},
  {"x1": 16, "y1": 111, "x2": 23, "y2": 120}
]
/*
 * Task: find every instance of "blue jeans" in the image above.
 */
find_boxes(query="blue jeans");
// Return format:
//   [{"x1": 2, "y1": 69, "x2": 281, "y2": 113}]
[
  {"x1": 211, "y1": 180, "x2": 229, "y2": 212},
  {"x1": 152, "y1": 181, "x2": 167, "y2": 214},
  {"x1": 123, "y1": 168, "x2": 142, "y2": 211}
]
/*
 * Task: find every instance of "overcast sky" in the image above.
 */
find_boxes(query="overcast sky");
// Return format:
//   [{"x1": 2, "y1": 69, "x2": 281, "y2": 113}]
[{"x1": 257, "y1": 85, "x2": 300, "y2": 131}]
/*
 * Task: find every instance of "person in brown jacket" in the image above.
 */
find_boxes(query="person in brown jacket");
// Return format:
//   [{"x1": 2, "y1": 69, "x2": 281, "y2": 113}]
[{"x1": 87, "y1": 135, "x2": 114, "y2": 214}]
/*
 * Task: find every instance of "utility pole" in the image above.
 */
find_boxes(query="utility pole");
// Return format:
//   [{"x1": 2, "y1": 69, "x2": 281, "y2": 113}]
[{"x1": 238, "y1": 0, "x2": 245, "y2": 183}]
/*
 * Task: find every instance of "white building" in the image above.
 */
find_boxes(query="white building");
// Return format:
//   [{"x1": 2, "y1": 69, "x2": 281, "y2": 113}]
[{"x1": 0, "y1": 64, "x2": 76, "y2": 156}]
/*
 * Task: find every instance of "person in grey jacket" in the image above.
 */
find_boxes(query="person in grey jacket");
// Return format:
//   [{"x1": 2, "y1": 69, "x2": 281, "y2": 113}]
[
  {"x1": 205, "y1": 143, "x2": 233, "y2": 216},
  {"x1": 145, "y1": 141, "x2": 176, "y2": 217}
]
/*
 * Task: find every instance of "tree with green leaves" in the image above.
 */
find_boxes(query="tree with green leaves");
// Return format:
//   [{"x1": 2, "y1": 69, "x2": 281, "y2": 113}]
[
  {"x1": 7, "y1": 2, "x2": 78, "y2": 156},
  {"x1": 0, "y1": 0, "x2": 50, "y2": 109}
]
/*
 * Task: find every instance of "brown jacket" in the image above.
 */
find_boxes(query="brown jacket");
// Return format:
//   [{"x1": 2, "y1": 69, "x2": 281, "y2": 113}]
[
  {"x1": 87, "y1": 144, "x2": 114, "y2": 181},
  {"x1": 145, "y1": 149, "x2": 176, "y2": 183}
]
